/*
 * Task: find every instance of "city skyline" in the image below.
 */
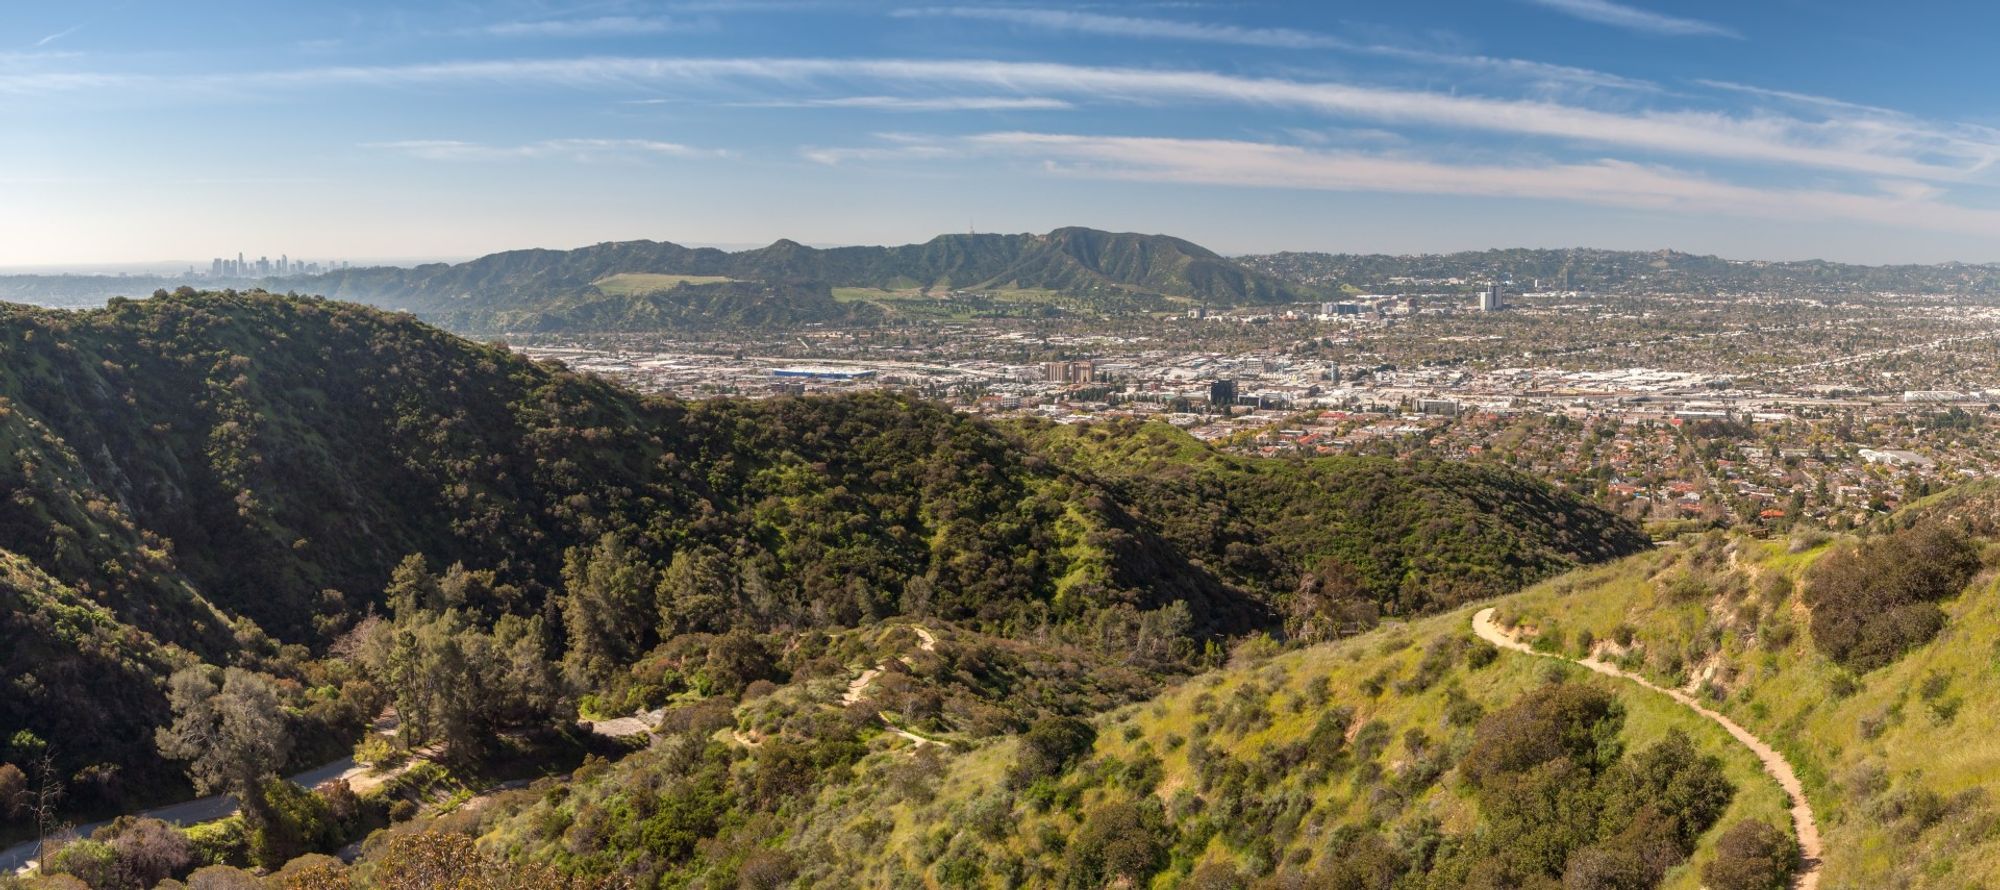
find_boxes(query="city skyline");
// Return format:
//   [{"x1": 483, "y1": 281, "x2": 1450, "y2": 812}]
[{"x1": 11, "y1": 1, "x2": 2000, "y2": 266}]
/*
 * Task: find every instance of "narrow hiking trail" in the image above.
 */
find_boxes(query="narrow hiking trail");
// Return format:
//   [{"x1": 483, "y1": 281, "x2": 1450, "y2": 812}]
[
  {"x1": 1472, "y1": 607, "x2": 1823, "y2": 890},
  {"x1": 839, "y1": 625, "x2": 945, "y2": 747}
]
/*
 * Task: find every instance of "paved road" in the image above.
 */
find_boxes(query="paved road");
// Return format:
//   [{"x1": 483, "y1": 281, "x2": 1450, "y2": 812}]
[
  {"x1": 1472, "y1": 607, "x2": 1823, "y2": 890},
  {"x1": 1, "y1": 754, "x2": 382, "y2": 874},
  {"x1": 581, "y1": 708, "x2": 664, "y2": 739}
]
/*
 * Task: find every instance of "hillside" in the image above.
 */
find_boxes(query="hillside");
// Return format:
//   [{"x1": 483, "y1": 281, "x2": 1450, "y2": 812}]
[
  {"x1": 0, "y1": 290, "x2": 1638, "y2": 826},
  {"x1": 349, "y1": 513, "x2": 2000, "y2": 888},
  {"x1": 300, "y1": 227, "x2": 1312, "y2": 329},
  {"x1": 429, "y1": 604, "x2": 1791, "y2": 888},
  {"x1": 426, "y1": 279, "x2": 884, "y2": 333},
  {"x1": 1491, "y1": 529, "x2": 2000, "y2": 887}
]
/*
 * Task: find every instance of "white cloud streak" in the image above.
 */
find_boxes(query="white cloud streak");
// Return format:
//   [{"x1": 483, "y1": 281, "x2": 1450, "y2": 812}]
[
  {"x1": 1695, "y1": 79, "x2": 1902, "y2": 117},
  {"x1": 749, "y1": 95, "x2": 1072, "y2": 110},
  {"x1": 1525, "y1": 0, "x2": 1740, "y2": 38},
  {"x1": 367, "y1": 138, "x2": 724, "y2": 161},
  {"x1": 483, "y1": 16, "x2": 685, "y2": 38},
  {"x1": 34, "y1": 24, "x2": 85, "y2": 47},
  {"x1": 817, "y1": 131, "x2": 2000, "y2": 237},
  {"x1": 254, "y1": 57, "x2": 1989, "y2": 181},
  {"x1": 7, "y1": 56, "x2": 1994, "y2": 182},
  {"x1": 898, "y1": 7, "x2": 1660, "y2": 92},
  {"x1": 896, "y1": 7, "x2": 1349, "y2": 49}
]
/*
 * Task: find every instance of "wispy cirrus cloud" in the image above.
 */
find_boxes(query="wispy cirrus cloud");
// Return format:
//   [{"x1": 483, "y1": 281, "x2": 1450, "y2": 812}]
[
  {"x1": 34, "y1": 23, "x2": 86, "y2": 47},
  {"x1": 482, "y1": 16, "x2": 687, "y2": 38},
  {"x1": 811, "y1": 130, "x2": 2000, "y2": 237},
  {"x1": 10, "y1": 56, "x2": 1994, "y2": 182},
  {"x1": 1695, "y1": 79, "x2": 1902, "y2": 117},
  {"x1": 1525, "y1": 0, "x2": 1740, "y2": 38},
  {"x1": 367, "y1": 138, "x2": 725, "y2": 161},
  {"x1": 898, "y1": 7, "x2": 1660, "y2": 92},
  {"x1": 895, "y1": 7, "x2": 1348, "y2": 49},
  {"x1": 253, "y1": 56, "x2": 1988, "y2": 181},
  {"x1": 746, "y1": 95, "x2": 1073, "y2": 111}
]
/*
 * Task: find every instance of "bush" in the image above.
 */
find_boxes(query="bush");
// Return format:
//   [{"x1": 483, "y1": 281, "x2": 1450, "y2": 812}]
[
  {"x1": 1062, "y1": 800, "x2": 1171, "y2": 889},
  {"x1": 353, "y1": 735, "x2": 397, "y2": 768},
  {"x1": 1462, "y1": 682, "x2": 1624, "y2": 785},
  {"x1": 388, "y1": 799, "x2": 418, "y2": 823},
  {"x1": 250, "y1": 779, "x2": 339, "y2": 868},
  {"x1": 102, "y1": 817, "x2": 195, "y2": 887},
  {"x1": 1184, "y1": 861, "x2": 1246, "y2": 889},
  {"x1": 1805, "y1": 524, "x2": 1978, "y2": 671},
  {"x1": 1701, "y1": 819, "x2": 1796, "y2": 890},
  {"x1": 1007, "y1": 716, "x2": 1096, "y2": 789},
  {"x1": 184, "y1": 818, "x2": 248, "y2": 867},
  {"x1": 45, "y1": 839, "x2": 120, "y2": 890}
]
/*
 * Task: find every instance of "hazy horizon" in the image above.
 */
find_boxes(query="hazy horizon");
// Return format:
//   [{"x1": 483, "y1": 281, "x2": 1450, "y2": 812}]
[{"x1": 9, "y1": 232, "x2": 2000, "y2": 279}]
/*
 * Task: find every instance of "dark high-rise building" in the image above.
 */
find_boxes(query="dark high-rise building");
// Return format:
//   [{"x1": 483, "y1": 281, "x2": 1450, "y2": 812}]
[{"x1": 1209, "y1": 379, "x2": 1237, "y2": 406}]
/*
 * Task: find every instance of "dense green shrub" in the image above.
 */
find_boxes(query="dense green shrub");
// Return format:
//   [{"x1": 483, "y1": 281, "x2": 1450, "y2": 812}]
[
  {"x1": 45, "y1": 839, "x2": 120, "y2": 890},
  {"x1": 1701, "y1": 819, "x2": 1797, "y2": 890},
  {"x1": 1462, "y1": 681, "x2": 1624, "y2": 785},
  {"x1": 1061, "y1": 800, "x2": 1173, "y2": 889},
  {"x1": 1008, "y1": 716, "x2": 1097, "y2": 789},
  {"x1": 1805, "y1": 524, "x2": 1978, "y2": 670}
]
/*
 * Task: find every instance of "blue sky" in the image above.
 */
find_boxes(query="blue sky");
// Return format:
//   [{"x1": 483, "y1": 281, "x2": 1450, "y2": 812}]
[{"x1": 9, "y1": 0, "x2": 2000, "y2": 267}]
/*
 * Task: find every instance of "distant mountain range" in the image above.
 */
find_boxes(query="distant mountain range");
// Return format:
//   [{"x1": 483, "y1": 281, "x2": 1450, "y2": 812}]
[
  {"x1": 1240, "y1": 247, "x2": 2000, "y2": 296},
  {"x1": 295, "y1": 226, "x2": 1310, "y2": 330},
  {"x1": 12, "y1": 237, "x2": 2000, "y2": 334}
]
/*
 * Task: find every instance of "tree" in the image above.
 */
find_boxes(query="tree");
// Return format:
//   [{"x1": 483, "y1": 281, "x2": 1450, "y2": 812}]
[
  {"x1": 0, "y1": 762, "x2": 23, "y2": 820},
  {"x1": 1285, "y1": 557, "x2": 1378, "y2": 643},
  {"x1": 561, "y1": 534, "x2": 658, "y2": 685},
  {"x1": 366, "y1": 588, "x2": 565, "y2": 756},
  {"x1": 25, "y1": 750, "x2": 68, "y2": 867},
  {"x1": 186, "y1": 865, "x2": 267, "y2": 890},
  {"x1": 1062, "y1": 800, "x2": 1172, "y2": 889},
  {"x1": 657, "y1": 545, "x2": 735, "y2": 637},
  {"x1": 1805, "y1": 523, "x2": 1979, "y2": 670},
  {"x1": 154, "y1": 667, "x2": 292, "y2": 825},
  {"x1": 1462, "y1": 681, "x2": 1624, "y2": 786}
]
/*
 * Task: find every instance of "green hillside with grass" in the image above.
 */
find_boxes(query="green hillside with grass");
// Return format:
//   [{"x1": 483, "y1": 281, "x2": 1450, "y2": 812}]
[
  {"x1": 1495, "y1": 528, "x2": 2000, "y2": 888},
  {"x1": 436, "y1": 604, "x2": 1788, "y2": 888}
]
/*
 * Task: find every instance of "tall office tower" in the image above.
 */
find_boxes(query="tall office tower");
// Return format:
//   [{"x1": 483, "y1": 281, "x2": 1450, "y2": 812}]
[{"x1": 1209, "y1": 379, "x2": 1237, "y2": 407}]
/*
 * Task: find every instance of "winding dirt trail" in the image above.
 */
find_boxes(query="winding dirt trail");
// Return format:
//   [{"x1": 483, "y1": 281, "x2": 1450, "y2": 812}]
[
  {"x1": 838, "y1": 625, "x2": 946, "y2": 747},
  {"x1": 1472, "y1": 608, "x2": 1822, "y2": 890}
]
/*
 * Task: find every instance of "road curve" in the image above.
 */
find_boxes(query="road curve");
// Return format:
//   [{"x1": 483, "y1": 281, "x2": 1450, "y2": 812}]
[
  {"x1": 0, "y1": 753, "x2": 384, "y2": 875},
  {"x1": 1472, "y1": 607, "x2": 1822, "y2": 890}
]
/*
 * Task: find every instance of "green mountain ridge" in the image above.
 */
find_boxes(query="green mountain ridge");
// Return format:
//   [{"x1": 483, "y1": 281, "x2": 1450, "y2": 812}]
[{"x1": 300, "y1": 227, "x2": 1313, "y2": 329}]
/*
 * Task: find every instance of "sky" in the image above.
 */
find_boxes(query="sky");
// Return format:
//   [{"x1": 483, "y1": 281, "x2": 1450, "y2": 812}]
[{"x1": 9, "y1": 1, "x2": 2000, "y2": 268}]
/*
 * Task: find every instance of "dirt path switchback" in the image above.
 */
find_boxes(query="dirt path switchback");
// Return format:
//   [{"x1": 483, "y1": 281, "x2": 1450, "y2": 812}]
[{"x1": 1472, "y1": 607, "x2": 1822, "y2": 890}]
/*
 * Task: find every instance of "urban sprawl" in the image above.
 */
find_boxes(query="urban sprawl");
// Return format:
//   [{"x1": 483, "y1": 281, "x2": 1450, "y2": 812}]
[{"x1": 517, "y1": 285, "x2": 2000, "y2": 536}]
